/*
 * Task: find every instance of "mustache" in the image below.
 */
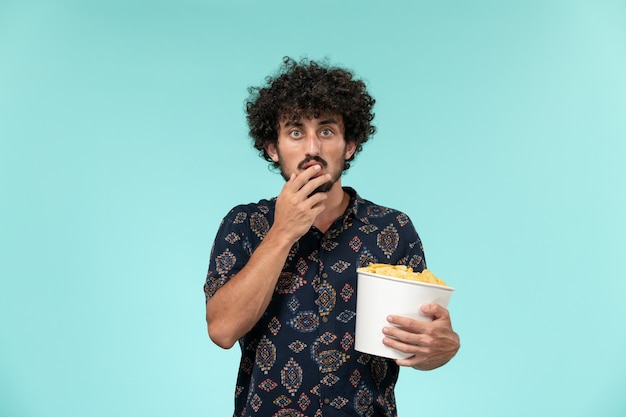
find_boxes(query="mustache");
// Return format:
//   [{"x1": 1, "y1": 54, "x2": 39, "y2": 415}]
[{"x1": 297, "y1": 155, "x2": 328, "y2": 170}]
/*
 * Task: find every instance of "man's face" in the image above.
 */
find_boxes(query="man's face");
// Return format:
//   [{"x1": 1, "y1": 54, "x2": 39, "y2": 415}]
[{"x1": 266, "y1": 114, "x2": 357, "y2": 194}]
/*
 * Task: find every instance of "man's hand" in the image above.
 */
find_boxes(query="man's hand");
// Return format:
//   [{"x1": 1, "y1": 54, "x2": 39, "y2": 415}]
[
  {"x1": 382, "y1": 303, "x2": 460, "y2": 370},
  {"x1": 272, "y1": 165, "x2": 332, "y2": 243}
]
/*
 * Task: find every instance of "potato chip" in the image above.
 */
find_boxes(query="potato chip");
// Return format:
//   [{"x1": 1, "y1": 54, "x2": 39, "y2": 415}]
[{"x1": 358, "y1": 263, "x2": 447, "y2": 286}]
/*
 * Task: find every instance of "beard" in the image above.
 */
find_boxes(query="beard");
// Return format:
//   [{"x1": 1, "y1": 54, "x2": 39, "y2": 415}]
[{"x1": 278, "y1": 154, "x2": 344, "y2": 195}]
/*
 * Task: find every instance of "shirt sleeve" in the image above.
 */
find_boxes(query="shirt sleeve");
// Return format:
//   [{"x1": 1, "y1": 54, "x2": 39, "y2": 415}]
[{"x1": 203, "y1": 206, "x2": 255, "y2": 302}]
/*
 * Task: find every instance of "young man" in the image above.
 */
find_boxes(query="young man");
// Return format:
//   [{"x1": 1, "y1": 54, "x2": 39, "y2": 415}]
[{"x1": 204, "y1": 57, "x2": 460, "y2": 417}]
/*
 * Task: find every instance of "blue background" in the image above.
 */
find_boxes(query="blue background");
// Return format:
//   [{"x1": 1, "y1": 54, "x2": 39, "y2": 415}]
[{"x1": 1, "y1": 0, "x2": 625, "y2": 416}]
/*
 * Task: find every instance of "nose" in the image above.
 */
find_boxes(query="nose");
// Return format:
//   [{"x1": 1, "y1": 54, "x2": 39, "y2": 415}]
[{"x1": 305, "y1": 133, "x2": 321, "y2": 155}]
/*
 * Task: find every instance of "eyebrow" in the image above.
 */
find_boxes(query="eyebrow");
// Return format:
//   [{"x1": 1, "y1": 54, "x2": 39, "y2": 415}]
[
  {"x1": 282, "y1": 118, "x2": 340, "y2": 128},
  {"x1": 319, "y1": 118, "x2": 339, "y2": 126},
  {"x1": 283, "y1": 120, "x2": 304, "y2": 128}
]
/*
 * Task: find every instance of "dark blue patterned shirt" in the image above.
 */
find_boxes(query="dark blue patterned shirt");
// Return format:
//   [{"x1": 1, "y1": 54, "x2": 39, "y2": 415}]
[{"x1": 205, "y1": 187, "x2": 426, "y2": 417}]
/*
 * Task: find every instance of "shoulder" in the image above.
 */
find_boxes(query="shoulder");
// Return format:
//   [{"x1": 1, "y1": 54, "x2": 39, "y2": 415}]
[
  {"x1": 351, "y1": 190, "x2": 411, "y2": 225},
  {"x1": 350, "y1": 189, "x2": 418, "y2": 237},
  {"x1": 217, "y1": 198, "x2": 277, "y2": 241},
  {"x1": 223, "y1": 198, "x2": 277, "y2": 222}
]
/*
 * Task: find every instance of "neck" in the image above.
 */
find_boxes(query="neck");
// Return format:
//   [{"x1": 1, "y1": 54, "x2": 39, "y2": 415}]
[{"x1": 313, "y1": 182, "x2": 349, "y2": 233}]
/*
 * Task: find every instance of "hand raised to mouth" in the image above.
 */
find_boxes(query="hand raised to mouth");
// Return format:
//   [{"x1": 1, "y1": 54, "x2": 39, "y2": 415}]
[{"x1": 272, "y1": 164, "x2": 332, "y2": 244}]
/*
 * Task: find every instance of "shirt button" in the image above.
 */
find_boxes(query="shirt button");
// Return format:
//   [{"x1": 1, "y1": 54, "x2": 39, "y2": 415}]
[
  {"x1": 322, "y1": 316, "x2": 328, "y2": 323},
  {"x1": 323, "y1": 398, "x2": 330, "y2": 405},
  {"x1": 322, "y1": 273, "x2": 328, "y2": 278}
]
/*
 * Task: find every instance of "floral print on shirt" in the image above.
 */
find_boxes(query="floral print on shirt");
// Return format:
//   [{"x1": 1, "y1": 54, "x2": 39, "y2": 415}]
[{"x1": 205, "y1": 187, "x2": 426, "y2": 417}]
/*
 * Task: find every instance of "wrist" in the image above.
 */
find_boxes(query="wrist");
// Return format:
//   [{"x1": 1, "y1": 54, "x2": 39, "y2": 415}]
[{"x1": 264, "y1": 226, "x2": 299, "y2": 251}]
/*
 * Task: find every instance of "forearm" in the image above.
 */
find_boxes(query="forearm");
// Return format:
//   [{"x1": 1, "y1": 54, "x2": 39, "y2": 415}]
[{"x1": 206, "y1": 227, "x2": 294, "y2": 349}]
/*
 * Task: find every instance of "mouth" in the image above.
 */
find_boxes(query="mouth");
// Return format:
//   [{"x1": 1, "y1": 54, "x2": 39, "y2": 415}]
[
  {"x1": 298, "y1": 156, "x2": 327, "y2": 172},
  {"x1": 301, "y1": 161, "x2": 323, "y2": 171}
]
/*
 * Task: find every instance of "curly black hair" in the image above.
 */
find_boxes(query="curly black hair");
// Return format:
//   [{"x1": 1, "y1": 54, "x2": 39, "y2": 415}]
[{"x1": 245, "y1": 57, "x2": 376, "y2": 171}]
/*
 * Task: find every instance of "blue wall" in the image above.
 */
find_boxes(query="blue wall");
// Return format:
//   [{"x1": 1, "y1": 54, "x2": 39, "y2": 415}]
[{"x1": 1, "y1": 1, "x2": 625, "y2": 416}]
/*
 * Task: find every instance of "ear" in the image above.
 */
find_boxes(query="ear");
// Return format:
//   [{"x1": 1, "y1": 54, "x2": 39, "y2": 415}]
[
  {"x1": 265, "y1": 142, "x2": 279, "y2": 162},
  {"x1": 345, "y1": 141, "x2": 357, "y2": 160}
]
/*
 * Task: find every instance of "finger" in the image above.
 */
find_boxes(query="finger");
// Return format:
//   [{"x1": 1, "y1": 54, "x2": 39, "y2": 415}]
[
  {"x1": 420, "y1": 303, "x2": 450, "y2": 321},
  {"x1": 279, "y1": 173, "x2": 297, "y2": 192},
  {"x1": 290, "y1": 165, "x2": 324, "y2": 188},
  {"x1": 383, "y1": 324, "x2": 432, "y2": 346},
  {"x1": 279, "y1": 171, "x2": 327, "y2": 203},
  {"x1": 279, "y1": 169, "x2": 312, "y2": 195},
  {"x1": 297, "y1": 173, "x2": 332, "y2": 196},
  {"x1": 395, "y1": 357, "x2": 419, "y2": 367},
  {"x1": 395, "y1": 355, "x2": 433, "y2": 369},
  {"x1": 285, "y1": 169, "x2": 330, "y2": 200},
  {"x1": 303, "y1": 192, "x2": 328, "y2": 213},
  {"x1": 381, "y1": 332, "x2": 430, "y2": 355},
  {"x1": 387, "y1": 315, "x2": 431, "y2": 332}
]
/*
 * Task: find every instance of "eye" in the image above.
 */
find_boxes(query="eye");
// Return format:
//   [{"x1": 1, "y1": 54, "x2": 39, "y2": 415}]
[
  {"x1": 289, "y1": 129, "x2": 303, "y2": 139},
  {"x1": 319, "y1": 128, "x2": 333, "y2": 137}
]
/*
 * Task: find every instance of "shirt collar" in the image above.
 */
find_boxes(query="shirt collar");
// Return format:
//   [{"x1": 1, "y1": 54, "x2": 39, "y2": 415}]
[{"x1": 342, "y1": 186, "x2": 371, "y2": 224}]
